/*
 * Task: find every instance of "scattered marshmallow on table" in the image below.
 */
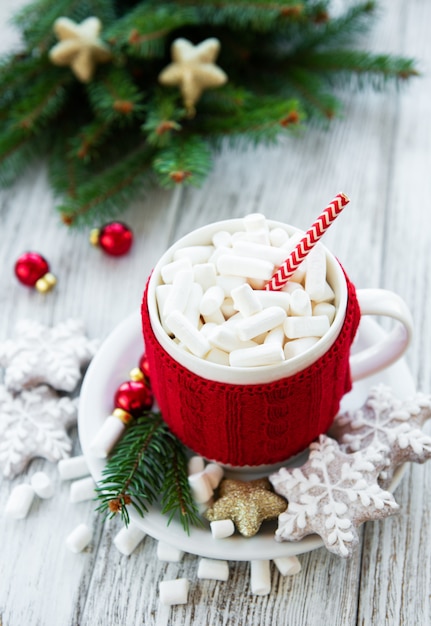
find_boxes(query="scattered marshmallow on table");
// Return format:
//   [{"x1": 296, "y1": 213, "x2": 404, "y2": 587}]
[
  {"x1": 273, "y1": 555, "x2": 302, "y2": 576},
  {"x1": 114, "y1": 524, "x2": 146, "y2": 556},
  {"x1": 197, "y1": 558, "x2": 229, "y2": 581},
  {"x1": 70, "y1": 476, "x2": 96, "y2": 503},
  {"x1": 65, "y1": 523, "x2": 92, "y2": 553},
  {"x1": 31, "y1": 471, "x2": 54, "y2": 499},
  {"x1": 156, "y1": 214, "x2": 337, "y2": 367},
  {"x1": 159, "y1": 578, "x2": 190, "y2": 606},
  {"x1": 250, "y1": 559, "x2": 271, "y2": 595},
  {"x1": 6, "y1": 484, "x2": 35, "y2": 519},
  {"x1": 58, "y1": 455, "x2": 90, "y2": 481}
]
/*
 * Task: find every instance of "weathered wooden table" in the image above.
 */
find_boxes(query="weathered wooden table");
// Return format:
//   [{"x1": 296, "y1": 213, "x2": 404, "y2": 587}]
[{"x1": 1, "y1": 1, "x2": 430, "y2": 624}]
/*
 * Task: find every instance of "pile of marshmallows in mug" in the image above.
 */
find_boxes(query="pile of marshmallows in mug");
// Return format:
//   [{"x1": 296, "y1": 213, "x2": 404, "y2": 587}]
[{"x1": 156, "y1": 214, "x2": 337, "y2": 367}]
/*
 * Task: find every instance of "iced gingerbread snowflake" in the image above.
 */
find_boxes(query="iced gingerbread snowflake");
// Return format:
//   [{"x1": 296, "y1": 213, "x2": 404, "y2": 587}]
[
  {"x1": 329, "y1": 384, "x2": 431, "y2": 488},
  {"x1": 0, "y1": 319, "x2": 99, "y2": 392},
  {"x1": 0, "y1": 385, "x2": 77, "y2": 478},
  {"x1": 270, "y1": 435, "x2": 399, "y2": 557}
]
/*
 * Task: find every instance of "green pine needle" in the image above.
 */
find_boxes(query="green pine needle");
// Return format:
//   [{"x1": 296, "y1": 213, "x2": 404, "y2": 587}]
[{"x1": 95, "y1": 412, "x2": 202, "y2": 533}]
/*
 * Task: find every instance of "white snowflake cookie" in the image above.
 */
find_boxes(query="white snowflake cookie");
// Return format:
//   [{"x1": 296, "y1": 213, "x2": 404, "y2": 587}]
[
  {"x1": 0, "y1": 385, "x2": 77, "y2": 478},
  {"x1": 269, "y1": 435, "x2": 399, "y2": 558},
  {"x1": 329, "y1": 384, "x2": 431, "y2": 488},
  {"x1": 0, "y1": 319, "x2": 99, "y2": 392}
]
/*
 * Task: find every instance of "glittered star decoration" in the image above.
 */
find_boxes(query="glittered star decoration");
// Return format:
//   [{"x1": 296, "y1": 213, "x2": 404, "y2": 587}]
[
  {"x1": 270, "y1": 435, "x2": 399, "y2": 557},
  {"x1": 0, "y1": 319, "x2": 99, "y2": 392},
  {"x1": 205, "y1": 478, "x2": 287, "y2": 537},
  {"x1": 49, "y1": 16, "x2": 112, "y2": 83},
  {"x1": 329, "y1": 384, "x2": 431, "y2": 488},
  {"x1": 0, "y1": 385, "x2": 77, "y2": 478},
  {"x1": 158, "y1": 38, "x2": 228, "y2": 116}
]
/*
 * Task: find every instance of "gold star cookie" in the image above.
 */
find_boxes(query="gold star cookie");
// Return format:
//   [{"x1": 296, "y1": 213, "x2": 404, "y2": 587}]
[
  {"x1": 205, "y1": 478, "x2": 287, "y2": 537},
  {"x1": 49, "y1": 17, "x2": 112, "y2": 83},
  {"x1": 158, "y1": 37, "x2": 228, "y2": 116}
]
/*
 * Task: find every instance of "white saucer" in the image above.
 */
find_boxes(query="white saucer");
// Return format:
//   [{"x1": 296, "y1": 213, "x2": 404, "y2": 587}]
[{"x1": 78, "y1": 313, "x2": 415, "y2": 561}]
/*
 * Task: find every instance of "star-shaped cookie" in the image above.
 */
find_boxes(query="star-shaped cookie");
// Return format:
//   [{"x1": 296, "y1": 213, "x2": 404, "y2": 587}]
[
  {"x1": 205, "y1": 477, "x2": 287, "y2": 537},
  {"x1": 158, "y1": 38, "x2": 228, "y2": 116},
  {"x1": 0, "y1": 385, "x2": 77, "y2": 478},
  {"x1": 270, "y1": 435, "x2": 399, "y2": 557},
  {"x1": 329, "y1": 384, "x2": 431, "y2": 487},
  {"x1": 49, "y1": 16, "x2": 112, "y2": 82},
  {"x1": 0, "y1": 319, "x2": 98, "y2": 392}
]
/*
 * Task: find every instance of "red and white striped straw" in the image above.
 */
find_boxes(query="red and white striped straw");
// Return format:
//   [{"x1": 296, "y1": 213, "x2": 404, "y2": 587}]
[{"x1": 265, "y1": 192, "x2": 350, "y2": 291}]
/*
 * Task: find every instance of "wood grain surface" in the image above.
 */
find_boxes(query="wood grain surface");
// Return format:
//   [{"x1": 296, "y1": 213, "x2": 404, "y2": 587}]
[{"x1": 1, "y1": 1, "x2": 430, "y2": 624}]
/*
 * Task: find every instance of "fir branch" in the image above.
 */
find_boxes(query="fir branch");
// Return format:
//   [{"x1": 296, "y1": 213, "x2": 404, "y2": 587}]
[
  {"x1": 53, "y1": 142, "x2": 156, "y2": 225},
  {"x1": 95, "y1": 412, "x2": 202, "y2": 533},
  {"x1": 86, "y1": 67, "x2": 146, "y2": 124},
  {"x1": 143, "y1": 91, "x2": 185, "y2": 148},
  {"x1": 153, "y1": 135, "x2": 212, "y2": 187}
]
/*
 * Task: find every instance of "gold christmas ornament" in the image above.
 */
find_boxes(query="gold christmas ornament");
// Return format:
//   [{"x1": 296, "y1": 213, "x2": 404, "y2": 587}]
[
  {"x1": 158, "y1": 37, "x2": 228, "y2": 117},
  {"x1": 49, "y1": 17, "x2": 112, "y2": 83},
  {"x1": 205, "y1": 478, "x2": 287, "y2": 537}
]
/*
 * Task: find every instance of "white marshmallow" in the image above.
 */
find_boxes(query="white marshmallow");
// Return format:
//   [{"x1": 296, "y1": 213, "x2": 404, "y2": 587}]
[
  {"x1": 282, "y1": 281, "x2": 304, "y2": 294},
  {"x1": 202, "y1": 308, "x2": 225, "y2": 325},
  {"x1": 173, "y1": 245, "x2": 214, "y2": 264},
  {"x1": 231, "y1": 283, "x2": 262, "y2": 317},
  {"x1": 165, "y1": 311, "x2": 211, "y2": 357},
  {"x1": 65, "y1": 523, "x2": 92, "y2": 553},
  {"x1": 183, "y1": 282, "x2": 203, "y2": 328},
  {"x1": 273, "y1": 555, "x2": 302, "y2": 576},
  {"x1": 210, "y1": 519, "x2": 235, "y2": 539},
  {"x1": 289, "y1": 289, "x2": 312, "y2": 317},
  {"x1": 232, "y1": 240, "x2": 287, "y2": 266},
  {"x1": 318, "y1": 281, "x2": 336, "y2": 303},
  {"x1": 70, "y1": 476, "x2": 96, "y2": 503},
  {"x1": 205, "y1": 348, "x2": 230, "y2": 365},
  {"x1": 5, "y1": 484, "x2": 35, "y2": 519},
  {"x1": 31, "y1": 471, "x2": 54, "y2": 499},
  {"x1": 89, "y1": 415, "x2": 125, "y2": 459},
  {"x1": 208, "y1": 325, "x2": 257, "y2": 353},
  {"x1": 203, "y1": 463, "x2": 224, "y2": 489},
  {"x1": 236, "y1": 306, "x2": 287, "y2": 341},
  {"x1": 284, "y1": 315, "x2": 330, "y2": 339},
  {"x1": 188, "y1": 472, "x2": 213, "y2": 503},
  {"x1": 216, "y1": 255, "x2": 274, "y2": 281},
  {"x1": 188, "y1": 456, "x2": 205, "y2": 475},
  {"x1": 245, "y1": 229, "x2": 270, "y2": 245},
  {"x1": 208, "y1": 245, "x2": 232, "y2": 265},
  {"x1": 199, "y1": 322, "x2": 217, "y2": 337},
  {"x1": 243, "y1": 213, "x2": 268, "y2": 232},
  {"x1": 216, "y1": 274, "x2": 246, "y2": 295},
  {"x1": 264, "y1": 325, "x2": 285, "y2": 348},
  {"x1": 199, "y1": 285, "x2": 225, "y2": 316},
  {"x1": 161, "y1": 258, "x2": 192, "y2": 284},
  {"x1": 193, "y1": 263, "x2": 217, "y2": 291},
  {"x1": 197, "y1": 558, "x2": 229, "y2": 581},
  {"x1": 58, "y1": 455, "x2": 90, "y2": 481},
  {"x1": 157, "y1": 541, "x2": 184, "y2": 562},
  {"x1": 254, "y1": 290, "x2": 290, "y2": 312},
  {"x1": 159, "y1": 578, "x2": 189, "y2": 605},
  {"x1": 114, "y1": 524, "x2": 146, "y2": 556},
  {"x1": 312, "y1": 302, "x2": 336, "y2": 324},
  {"x1": 155, "y1": 284, "x2": 174, "y2": 335},
  {"x1": 250, "y1": 559, "x2": 271, "y2": 595},
  {"x1": 269, "y1": 227, "x2": 289, "y2": 247},
  {"x1": 220, "y1": 296, "x2": 236, "y2": 319},
  {"x1": 212, "y1": 230, "x2": 232, "y2": 248},
  {"x1": 163, "y1": 269, "x2": 194, "y2": 318},
  {"x1": 284, "y1": 337, "x2": 320, "y2": 359},
  {"x1": 305, "y1": 244, "x2": 327, "y2": 301},
  {"x1": 229, "y1": 343, "x2": 285, "y2": 367}
]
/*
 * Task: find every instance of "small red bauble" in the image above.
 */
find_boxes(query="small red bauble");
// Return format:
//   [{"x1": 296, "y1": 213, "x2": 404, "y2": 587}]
[
  {"x1": 14, "y1": 252, "x2": 57, "y2": 292},
  {"x1": 139, "y1": 353, "x2": 151, "y2": 381},
  {"x1": 90, "y1": 222, "x2": 133, "y2": 256},
  {"x1": 114, "y1": 380, "x2": 153, "y2": 417}
]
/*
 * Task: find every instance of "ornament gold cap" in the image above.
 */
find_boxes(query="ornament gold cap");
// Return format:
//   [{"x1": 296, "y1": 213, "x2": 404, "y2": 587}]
[
  {"x1": 89, "y1": 228, "x2": 100, "y2": 246},
  {"x1": 35, "y1": 273, "x2": 57, "y2": 293},
  {"x1": 129, "y1": 367, "x2": 145, "y2": 382},
  {"x1": 113, "y1": 407, "x2": 133, "y2": 425}
]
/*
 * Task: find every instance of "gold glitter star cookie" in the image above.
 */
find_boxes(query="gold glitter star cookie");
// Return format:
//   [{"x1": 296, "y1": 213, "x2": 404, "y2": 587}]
[
  {"x1": 329, "y1": 384, "x2": 431, "y2": 488},
  {"x1": 49, "y1": 16, "x2": 112, "y2": 82},
  {"x1": 270, "y1": 435, "x2": 399, "y2": 557},
  {"x1": 205, "y1": 478, "x2": 287, "y2": 537},
  {"x1": 158, "y1": 38, "x2": 228, "y2": 116}
]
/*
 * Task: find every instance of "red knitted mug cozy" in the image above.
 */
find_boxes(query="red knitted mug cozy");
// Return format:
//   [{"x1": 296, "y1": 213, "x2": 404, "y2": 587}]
[{"x1": 141, "y1": 272, "x2": 361, "y2": 466}]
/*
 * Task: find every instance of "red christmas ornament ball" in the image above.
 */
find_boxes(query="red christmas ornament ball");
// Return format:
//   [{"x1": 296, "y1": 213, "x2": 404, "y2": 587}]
[
  {"x1": 114, "y1": 380, "x2": 153, "y2": 416},
  {"x1": 14, "y1": 252, "x2": 55, "y2": 292},
  {"x1": 98, "y1": 222, "x2": 133, "y2": 256}
]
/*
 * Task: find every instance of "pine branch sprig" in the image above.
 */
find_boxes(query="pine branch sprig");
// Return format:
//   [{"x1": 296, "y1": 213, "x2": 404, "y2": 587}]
[{"x1": 95, "y1": 412, "x2": 202, "y2": 533}]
